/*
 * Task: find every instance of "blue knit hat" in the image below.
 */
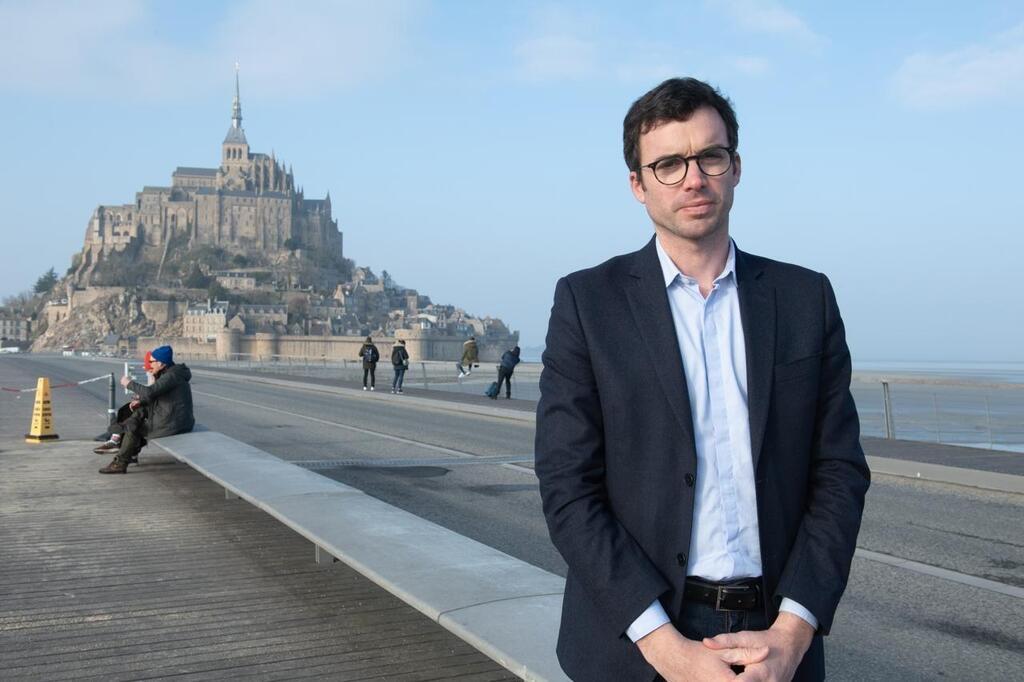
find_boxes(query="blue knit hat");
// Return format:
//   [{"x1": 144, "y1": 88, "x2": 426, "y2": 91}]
[{"x1": 151, "y1": 345, "x2": 174, "y2": 365}]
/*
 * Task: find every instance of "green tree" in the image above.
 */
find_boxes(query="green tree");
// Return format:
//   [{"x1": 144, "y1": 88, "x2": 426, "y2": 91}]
[
  {"x1": 184, "y1": 265, "x2": 211, "y2": 289},
  {"x1": 33, "y1": 268, "x2": 58, "y2": 294},
  {"x1": 208, "y1": 281, "x2": 228, "y2": 302}
]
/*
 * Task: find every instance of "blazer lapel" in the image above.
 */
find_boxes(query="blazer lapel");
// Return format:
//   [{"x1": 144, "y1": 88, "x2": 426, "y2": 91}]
[
  {"x1": 624, "y1": 238, "x2": 697, "y2": 452},
  {"x1": 736, "y1": 247, "x2": 775, "y2": 473}
]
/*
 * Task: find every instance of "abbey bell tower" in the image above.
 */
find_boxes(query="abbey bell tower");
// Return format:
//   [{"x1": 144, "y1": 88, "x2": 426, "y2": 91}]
[{"x1": 222, "y1": 63, "x2": 249, "y2": 171}]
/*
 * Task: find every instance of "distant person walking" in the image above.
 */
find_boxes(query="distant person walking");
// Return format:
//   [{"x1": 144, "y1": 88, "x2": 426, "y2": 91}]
[
  {"x1": 391, "y1": 339, "x2": 409, "y2": 394},
  {"x1": 458, "y1": 336, "x2": 479, "y2": 378},
  {"x1": 99, "y1": 345, "x2": 194, "y2": 474},
  {"x1": 359, "y1": 336, "x2": 380, "y2": 391},
  {"x1": 493, "y1": 345, "x2": 521, "y2": 399}
]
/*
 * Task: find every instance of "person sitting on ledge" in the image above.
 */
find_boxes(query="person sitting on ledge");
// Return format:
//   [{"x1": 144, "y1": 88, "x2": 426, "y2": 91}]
[
  {"x1": 99, "y1": 345, "x2": 194, "y2": 474},
  {"x1": 93, "y1": 350, "x2": 153, "y2": 455}
]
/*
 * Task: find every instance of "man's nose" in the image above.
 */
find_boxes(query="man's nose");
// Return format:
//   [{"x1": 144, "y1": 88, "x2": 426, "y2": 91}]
[{"x1": 681, "y1": 163, "x2": 707, "y2": 191}]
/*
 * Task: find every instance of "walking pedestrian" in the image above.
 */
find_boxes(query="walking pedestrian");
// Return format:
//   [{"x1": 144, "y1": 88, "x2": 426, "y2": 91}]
[
  {"x1": 358, "y1": 336, "x2": 380, "y2": 391},
  {"x1": 493, "y1": 345, "x2": 520, "y2": 399},
  {"x1": 458, "y1": 336, "x2": 479, "y2": 377},
  {"x1": 391, "y1": 339, "x2": 409, "y2": 394}
]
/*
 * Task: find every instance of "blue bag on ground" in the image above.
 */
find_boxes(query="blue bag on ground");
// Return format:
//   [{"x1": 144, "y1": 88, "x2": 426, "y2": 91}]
[{"x1": 485, "y1": 382, "x2": 499, "y2": 399}]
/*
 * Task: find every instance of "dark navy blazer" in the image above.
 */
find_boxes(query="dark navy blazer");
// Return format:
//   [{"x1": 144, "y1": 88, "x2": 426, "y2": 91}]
[{"x1": 535, "y1": 237, "x2": 870, "y2": 681}]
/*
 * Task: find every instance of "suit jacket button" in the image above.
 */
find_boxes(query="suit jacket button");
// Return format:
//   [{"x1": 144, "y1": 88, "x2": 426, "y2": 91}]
[
  {"x1": 676, "y1": 552, "x2": 687, "y2": 567},
  {"x1": 685, "y1": 473, "x2": 695, "y2": 487}
]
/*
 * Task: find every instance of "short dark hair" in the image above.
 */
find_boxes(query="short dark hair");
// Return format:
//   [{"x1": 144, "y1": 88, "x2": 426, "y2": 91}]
[{"x1": 622, "y1": 77, "x2": 739, "y2": 172}]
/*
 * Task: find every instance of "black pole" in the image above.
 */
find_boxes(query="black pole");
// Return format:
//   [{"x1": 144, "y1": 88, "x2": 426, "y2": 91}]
[{"x1": 108, "y1": 372, "x2": 116, "y2": 424}]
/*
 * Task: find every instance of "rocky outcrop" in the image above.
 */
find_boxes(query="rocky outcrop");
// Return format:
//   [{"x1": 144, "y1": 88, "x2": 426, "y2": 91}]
[{"x1": 32, "y1": 289, "x2": 180, "y2": 351}]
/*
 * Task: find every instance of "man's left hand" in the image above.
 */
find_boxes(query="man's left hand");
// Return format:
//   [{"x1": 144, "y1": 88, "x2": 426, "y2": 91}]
[
  {"x1": 119, "y1": 375, "x2": 132, "y2": 388},
  {"x1": 701, "y1": 612, "x2": 814, "y2": 681}
]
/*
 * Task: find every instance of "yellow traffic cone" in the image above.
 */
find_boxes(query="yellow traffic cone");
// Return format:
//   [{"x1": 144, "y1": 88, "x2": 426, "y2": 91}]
[{"x1": 25, "y1": 377, "x2": 59, "y2": 443}]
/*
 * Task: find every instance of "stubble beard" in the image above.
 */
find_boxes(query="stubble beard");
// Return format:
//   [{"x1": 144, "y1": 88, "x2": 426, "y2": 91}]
[{"x1": 654, "y1": 209, "x2": 730, "y2": 250}]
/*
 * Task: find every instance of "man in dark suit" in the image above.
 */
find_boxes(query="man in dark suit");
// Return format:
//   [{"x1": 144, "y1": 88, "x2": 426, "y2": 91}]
[{"x1": 535, "y1": 78, "x2": 870, "y2": 681}]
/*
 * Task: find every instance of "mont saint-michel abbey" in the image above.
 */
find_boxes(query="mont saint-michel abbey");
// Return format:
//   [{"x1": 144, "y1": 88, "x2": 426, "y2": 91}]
[{"x1": 74, "y1": 73, "x2": 341, "y2": 284}]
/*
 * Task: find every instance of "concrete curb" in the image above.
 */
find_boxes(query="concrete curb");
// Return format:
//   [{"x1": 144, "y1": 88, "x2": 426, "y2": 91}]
[
  {"x1": 866, "y1": 455, "x2": 1024, "y2": 495},
  {"x1": 154, "y1": 430, "x2": 569, "y2": 682},
  {"x1": 193, "y1": 367, "x2": 1024, "y2": 495}
]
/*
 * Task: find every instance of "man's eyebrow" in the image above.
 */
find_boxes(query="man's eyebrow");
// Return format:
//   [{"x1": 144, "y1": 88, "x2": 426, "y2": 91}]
[{"x1": 648, "y1": 144, "x2": 728, "y2": 164}]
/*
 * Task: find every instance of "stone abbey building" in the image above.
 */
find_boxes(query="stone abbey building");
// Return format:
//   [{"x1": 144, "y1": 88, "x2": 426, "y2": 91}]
[{"x1": 73, "y1": 72, "x2": 342, "y2": 284}]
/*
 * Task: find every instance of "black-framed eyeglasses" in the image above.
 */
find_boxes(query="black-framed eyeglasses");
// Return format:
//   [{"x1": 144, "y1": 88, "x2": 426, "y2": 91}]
[{"x1": 639, "y1": 146, "x2": 735, "y2": 186}]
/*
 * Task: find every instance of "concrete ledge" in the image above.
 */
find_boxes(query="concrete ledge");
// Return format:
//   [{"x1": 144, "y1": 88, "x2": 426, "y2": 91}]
[
  {"x1": 867, "y1": 455, "x2": 1024, "y2": 494},
  {"x1": 441, "y1": 593, "x2": 566, "y2": 682},
  {"x1": 154, "y1": 430, "x2": 569, "y2": 681}
]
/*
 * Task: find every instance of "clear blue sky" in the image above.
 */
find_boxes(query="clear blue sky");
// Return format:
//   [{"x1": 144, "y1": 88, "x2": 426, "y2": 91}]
[{"x1": 1, "y1": 1, "x2": 1022, "y2": 362}]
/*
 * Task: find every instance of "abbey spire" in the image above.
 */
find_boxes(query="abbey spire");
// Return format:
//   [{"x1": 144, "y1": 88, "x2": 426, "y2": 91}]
[
  {"x1": 222, "y1": 63, "x2": 249, "y2": 167},
  {"x1": 223, "y1": 62, "x2": 248, "y2": 147}
]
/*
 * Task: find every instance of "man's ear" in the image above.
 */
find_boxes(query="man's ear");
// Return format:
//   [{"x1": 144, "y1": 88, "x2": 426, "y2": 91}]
[{"x1": 629, "y1": 171, "x2": 647, "y2": 204}]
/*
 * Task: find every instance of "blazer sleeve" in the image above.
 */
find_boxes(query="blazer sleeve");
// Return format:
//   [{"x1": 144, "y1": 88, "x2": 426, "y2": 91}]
[
  {"x1": 774, "y1": 274, "x2": 871, "y2": 634},
  {"x1": 535, "y1": 277, "x2": 671, "y2": 637}
]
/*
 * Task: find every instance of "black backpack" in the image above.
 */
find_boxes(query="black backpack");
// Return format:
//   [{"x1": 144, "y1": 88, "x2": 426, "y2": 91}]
[{"x1": 363, "y1": 345, "x2": 379, "y2": 363}]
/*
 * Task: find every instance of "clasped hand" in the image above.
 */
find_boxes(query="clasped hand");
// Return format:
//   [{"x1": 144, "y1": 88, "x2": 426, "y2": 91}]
[{"x1": 637, "y1": 612, "x2": 814, "y2": 682}]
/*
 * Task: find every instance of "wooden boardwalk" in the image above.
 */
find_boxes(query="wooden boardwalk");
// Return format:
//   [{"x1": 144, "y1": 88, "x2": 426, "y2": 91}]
[{"x1": 0, "y1": 440, "x2": 518, "y2": 681}]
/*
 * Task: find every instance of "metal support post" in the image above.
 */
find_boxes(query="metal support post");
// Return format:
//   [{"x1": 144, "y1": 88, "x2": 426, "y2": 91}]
[
  {"x1": 315, "y1": 545, "x2": 337, "y2": 566},
  {"x1": 107, "y1": 372, "x2": 116, "y2": 424},
  {"x1": 224, "y1": 488, "x2": 239, "y2": 500},
  {"x1": 881, "y1": 380, "x2": 895, "y2": 439}
]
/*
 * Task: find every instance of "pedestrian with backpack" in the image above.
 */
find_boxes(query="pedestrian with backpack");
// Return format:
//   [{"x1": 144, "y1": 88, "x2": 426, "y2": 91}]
[
  {"x1": 391, "y1": 339, "x2": 410, "y2": 394},
  {"x1": 358, "y1": 336, "x2": 380, "y2": 391},
  {"x1": 492, "y1": 345, "x2": 521, "y2": 399}
]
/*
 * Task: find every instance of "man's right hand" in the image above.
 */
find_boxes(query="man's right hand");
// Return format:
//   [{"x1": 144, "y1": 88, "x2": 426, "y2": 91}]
[
  {"x1": 636, "y1": 623, "x2": 768, "y2": 682},
  {"x1": 129, "y1": 400, "x2": 141, "y2": 410}
]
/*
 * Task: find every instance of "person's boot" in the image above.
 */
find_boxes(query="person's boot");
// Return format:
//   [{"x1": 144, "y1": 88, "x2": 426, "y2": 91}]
[
  {"x1": 93, "y1": 435, "x2": 122, "y2": 454},
  {"x1": 99, "y1": 458, "x2": 128, "y2": 474}
]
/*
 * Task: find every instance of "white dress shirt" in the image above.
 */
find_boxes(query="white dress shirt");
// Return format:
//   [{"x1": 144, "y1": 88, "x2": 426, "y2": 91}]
[{"x1": 626, "y1": 237, "x2": 818, "y2": 642}]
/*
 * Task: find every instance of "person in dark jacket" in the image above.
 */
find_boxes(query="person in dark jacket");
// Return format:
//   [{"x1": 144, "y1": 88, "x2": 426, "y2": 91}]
[
  {"x1": 359, "y1": 336, "x2": 380, "y2": 391},
  {"x1": 99, "y1": 345, "x2": 194, "y2": 474},
  {"x1": 391, "y1": 339, "x2": 409, "y2": 394},
  {"x1": 493, "y1": 346, "x2": 521, "y2": 399},
  {"x1": 94, "y1": 350, "x2": 153, "y2": 454}
]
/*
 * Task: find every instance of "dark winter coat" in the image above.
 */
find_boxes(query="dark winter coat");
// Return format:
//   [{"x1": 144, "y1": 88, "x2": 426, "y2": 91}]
[
  {"x1": 126, "y1": 364, "x2": 195, "y2": 438},
  {"x1": 359, "y1": 343, "x2": 380, "y2": 369},
  {"x1": 499, "y1": 349, "x2": 521, "y2": 374},
  {"x1": 391, "y1": 344, "x2": 409, "y2": 368}
]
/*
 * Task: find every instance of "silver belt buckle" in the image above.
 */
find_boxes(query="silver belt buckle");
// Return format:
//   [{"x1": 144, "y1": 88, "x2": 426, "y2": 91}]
[{"x1": 715, "y1": 585, "x2": 743, "y2": 611}]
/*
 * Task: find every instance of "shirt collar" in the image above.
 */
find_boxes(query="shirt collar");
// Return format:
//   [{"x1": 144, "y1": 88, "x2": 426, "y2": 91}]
[{"x1": 654, "y1": 235, "x2": 737, "y2": 289}]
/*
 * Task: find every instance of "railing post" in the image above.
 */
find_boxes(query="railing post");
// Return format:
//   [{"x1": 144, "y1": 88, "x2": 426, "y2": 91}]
[
  {"x1": 421, "y1": 362, "x2": 429, "y2": 390},
  {"x1": 984, "y1": 395, "x2": 993, "y2": 450},
  {"x1": 881, "y1": 380, "x2": 895, "y2": 439},
  {"x1": 107, "y1": 373, "x2": 116, "y2": 425}
]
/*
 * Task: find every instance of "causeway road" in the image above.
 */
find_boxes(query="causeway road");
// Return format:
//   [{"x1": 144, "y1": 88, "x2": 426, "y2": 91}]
[{"x1": 3, "y1": 354, "x2": 1022, "y2": 680}]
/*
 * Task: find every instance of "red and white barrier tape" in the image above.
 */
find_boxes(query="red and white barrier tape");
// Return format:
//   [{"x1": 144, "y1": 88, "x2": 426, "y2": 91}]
[{"x1": 1, "y1": 374, "x2": 111, "y2": 394}]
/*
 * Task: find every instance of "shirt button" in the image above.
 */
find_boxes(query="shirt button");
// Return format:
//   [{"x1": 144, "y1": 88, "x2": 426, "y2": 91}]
[
  {"x1": 685, "y1": 473, "x2": 695, "y2": 487},
  {"x1": 676, "y1": 552, "x2": 688, "y2": 567}
]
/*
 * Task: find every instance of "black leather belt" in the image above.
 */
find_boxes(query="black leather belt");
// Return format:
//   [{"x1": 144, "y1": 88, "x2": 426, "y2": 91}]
[{"x1": 684, "y1": 577, "x2": 762, "y2": 611}]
